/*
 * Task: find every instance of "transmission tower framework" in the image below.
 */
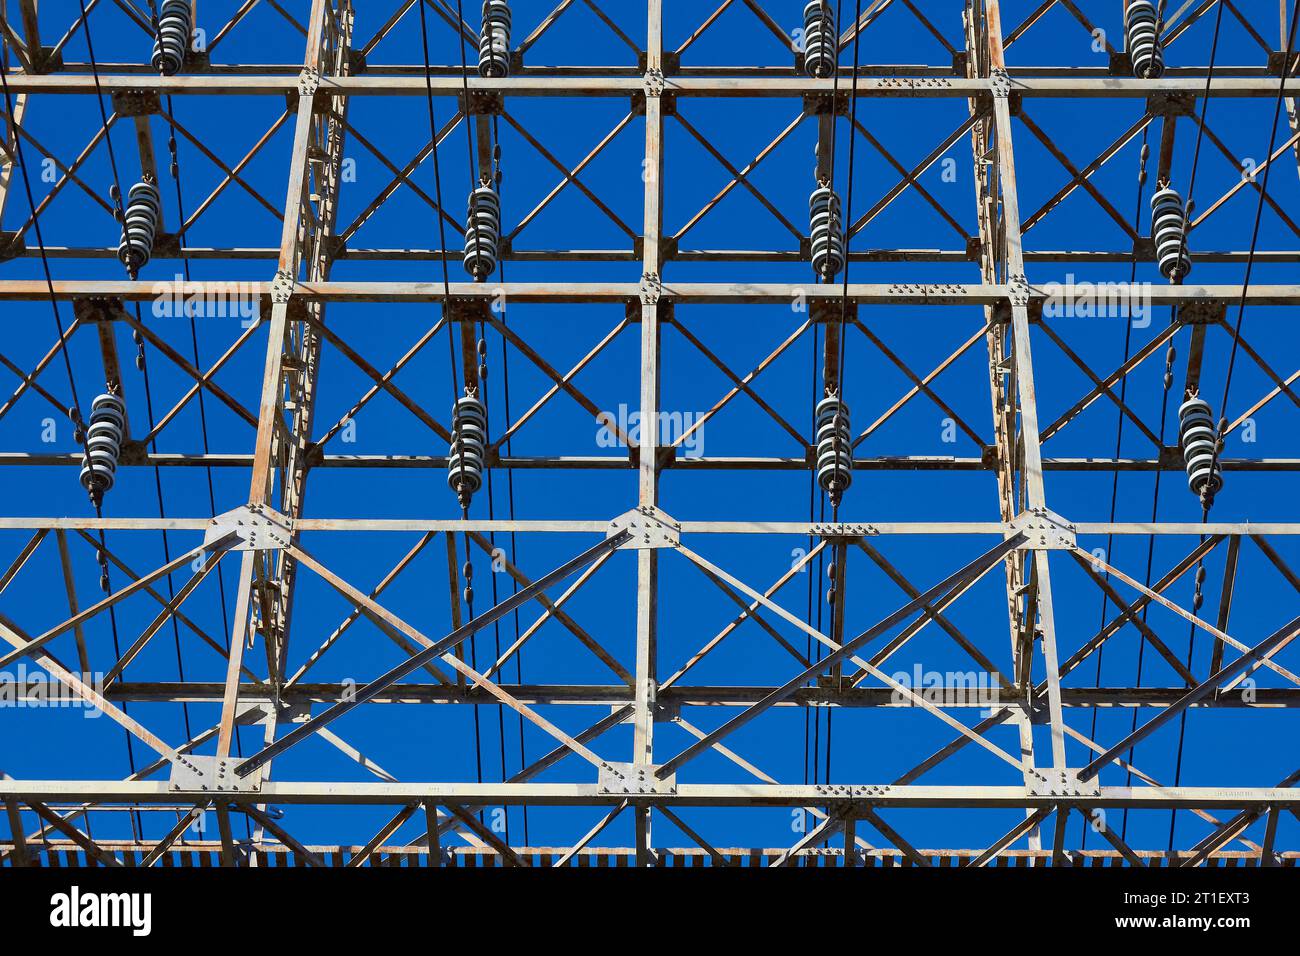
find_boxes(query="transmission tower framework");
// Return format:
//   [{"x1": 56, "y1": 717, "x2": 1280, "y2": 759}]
[{"x1": 0, "y1": 0, "x2": 1299, "y2": 868}]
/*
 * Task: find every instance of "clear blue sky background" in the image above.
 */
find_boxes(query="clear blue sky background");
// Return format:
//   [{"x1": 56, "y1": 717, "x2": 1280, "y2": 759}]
[{"x1": 1, "y1": 1, "x2": 1297, "y2": 858}]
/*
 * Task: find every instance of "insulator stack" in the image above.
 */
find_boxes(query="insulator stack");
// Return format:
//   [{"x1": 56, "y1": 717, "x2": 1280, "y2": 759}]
[
  {"x1": 1178, "y1": 395, "x2": 1223, "y2": 504},
  {"x1": 448, "y1": 391, "x2": 488, "y2": 509},
  {"x1": 79, "y1": 393, "x2": 126, "y2": 501},
  {"x1": 801, "y1": 1, "x2": 836, "y2": 79},
  {"x1": 463, "y1": 183, "x2": 501, "y2": 280},
  {"x1": 1150, "y1": 186, "x2": 1191, "y2": 281},
  {"x1": 117, "y1": 179, "x2": 161, "y2": 278},
  {"x1": 1125, "y1": 1, "x2": 1165, "y2": 79},
  {"x1": 151, "y1": 0, "x2": 193, "y2": 76},
  {"x1": 809, "y1": 183, "x2": 845, "y2": 280},
  {"x1": 815, "y1": 393, "x2": 852, "y2": 506},
  {"x1": 478, "y1": 0, "x2": 512, "y2": 78}
]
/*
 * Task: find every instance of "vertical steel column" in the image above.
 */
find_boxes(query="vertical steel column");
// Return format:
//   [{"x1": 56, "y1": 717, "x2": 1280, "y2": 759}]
[
  {"x1": 0, "y1": 93, "x2": 28, "y2": 223},
  {"x1": 215, "y1": 0, "x2": 351, "y2": 859},
  {"x1": 633, "y1": 0, "x2": 665, "y2": 867},
  {"x1": 983, "y1": 2, "x2": 1070, "y2": 858},
  {"x1": 965, "y1": 0, "x2": 1040, "y2": 849}
]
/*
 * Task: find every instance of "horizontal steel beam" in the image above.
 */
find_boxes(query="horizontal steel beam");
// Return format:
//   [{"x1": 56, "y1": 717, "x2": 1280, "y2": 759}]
[
  {"x1": 3, "y1": 280, "x2": 1300, "y2": 305},
  {"x1": 1, "y1": 517, "x2": 1296, "y2": 535},
  {"x1": 25, "y1": 246, "x2": 1300, "y2": 264},
  {"x1": 10, "y1": 840, "x2": 1292, "y2": 867},
  {"x1": 92, "y1": 683, "x2": 1300, "y2": 709},
  {"x1": 4, "y1": 74, "x2": 1297, "y2": 97},
  {"x1": 3, "y1": 780, "x2": 1297, "y2": 809},
  {"x1": 6, "y1": 454, "x2": 1299, "y2": 472}
]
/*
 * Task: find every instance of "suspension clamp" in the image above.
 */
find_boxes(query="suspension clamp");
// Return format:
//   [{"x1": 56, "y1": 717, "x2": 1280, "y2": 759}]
[
  {"x1": 169, "y1": 755, "x2": 263, "y2": 793},
  {"x1": 204, "y1": 505, "x2": 293, "y2": 553},
  {"x1": 607, "y1": 507, "x2": 680, "y2": 550},
  {"x1": 1010, "y1": 508, "x2": 1076, "y2": 551}
]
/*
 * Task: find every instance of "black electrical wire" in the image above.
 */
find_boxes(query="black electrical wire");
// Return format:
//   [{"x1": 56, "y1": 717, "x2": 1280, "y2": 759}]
[
  {"x1": 1085, "y1": 0, "x2": 1225, "y2": 848},
  {"x1": 488, "y1": 106, "x2": 529, "y2": 843},
  {"x1": 154, "y1": 86, "x2": 253, "y2": 841},
  {"x1": 831, "y1": 0, "x2": 865, "y2": 528},
  {"x1": 71, "y1": 6, "x2": 147, "y2": 842},
  {"x1": 803, "y1": 318, "x2": 819, "y2": 836},
  {"x1": 0, "y1": 23, "x2": 145, "y2": 843},
  {"x1": 831, "y1": 0, "x2": 864, "y2": 794},
  {"x1": 447, "y1": 0, "x2": 490, "y2": 814},
  {"x1": 476, "y1": 107, "x2": 528, "y2": 844},
  {"x1": 1112, "y1": 0, "x2": 1225, "y2": 843},
  {"x1": 75, "y1": 0, "x2": 128, "y2": 223},
  {"x1": 1165, "y1": 0, "x2": 1299, "y2": 852},
  {"x1": 1079, "y1": 127, "x2": 1151, "y2": 852},
  {"x1": 417, "y1": 0, "x2": 490, "y2": 818}
]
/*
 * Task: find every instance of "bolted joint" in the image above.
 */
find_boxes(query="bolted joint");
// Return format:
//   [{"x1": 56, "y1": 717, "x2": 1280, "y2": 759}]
[
  {"x1": 169, "y1": 755, "x2": 264, "y2": 793},
  {"x1": 640, "y1": 271, "x2": 662, "y2": 305},
  {"x1": 73, "y1": 296, "x2": 127, "y2": 324},
  {"x1": 299, "y1": 66, "x2": 321, "y2": 96},
  {"x1": 28, "y1": 46, "x2": 64, "y2": 74},
  {"x1": 1006, "y1": 274, "x2": 1031, "y2": 307},
  {"x1": 989, "y1": 68, "x2": 1012, "y2": 98},
  {"x1": 606, "y1": 507, "x2": 681, "y2": 551},
  {"x1": 1026, "y1": 768, "x2": 1102, "y2": 799},
  {"x1": 1146, "y1": 92, "x2": 1195, "y2": 116},
  {"x1": 802, "y1": 91, "x2": 849, "y2": 117},
  {"x1": 1010, "y1": 508, "x2": 1077, "y2": 551},
  {"x1": 153, "y1": 232, "x2": 183, "y2": 260},
  {"x1": 644, "y1": 67, "x2": 665, "y2": 97},
  {"x1": 1268, "y1": 50, "x2": 1300, "y2": 75},
  {"x1": 460, "y1": 90, "x2": 503, "y2": 116},
  {"x1": 117, "y1": 439, "x2": 149, "y2": 466},
  {"x1": 598, "y1": 761, "x2": 677, "y2": 795},
  {"x1": 637, "y1": 51, "x2": 679, "y2": 75},
  {"x1": 271, "y1": 270, "x2": 296, "y2": 304},
  {"x1": 205, "y1": 504, "x2": 293, "y2": 553},
  {"x1": 0, "y1": 231, "x2": 27, "y2": 263},
  {"x1": 303, "y1": 442, "x2": 325, "y2": 470},
  {"x1": 111, "y1": 90, "x2": 161, "y2": 118},
  {"x1": 1176, "y1": 301, "x2": 1226, "y2": 326}
]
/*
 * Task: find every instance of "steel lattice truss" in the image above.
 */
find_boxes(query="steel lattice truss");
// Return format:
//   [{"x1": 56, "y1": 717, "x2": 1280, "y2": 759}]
[{"x1": 0, "y1": 0, "x2": 1298, "y2": 868}]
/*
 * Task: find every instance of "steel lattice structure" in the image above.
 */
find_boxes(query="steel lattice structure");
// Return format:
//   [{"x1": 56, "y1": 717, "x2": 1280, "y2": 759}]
[{"x1": 1, "y1": 0, "x2": 1298, "y2": 868}]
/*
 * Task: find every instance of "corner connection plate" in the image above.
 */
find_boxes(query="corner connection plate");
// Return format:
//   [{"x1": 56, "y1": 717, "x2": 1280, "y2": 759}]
[
  {"x1": 607, "y1": 507, "x2": 680, "y2": 550},
  {"x1": 1011, "y1": 508, "x2": 1077, "y2": 550},
  {"x1": 169, "y1": 755, "x2": 263, "y2": 793},
  {"x1": 598, "y1": 761, "x2": 677, "y2": 796},
  {"x1": 1027, "y1": 767, "x2": 1101, "y2": 798},
  {"x1": 204, "y1": 504, "x2": 293, "y2": 552}
]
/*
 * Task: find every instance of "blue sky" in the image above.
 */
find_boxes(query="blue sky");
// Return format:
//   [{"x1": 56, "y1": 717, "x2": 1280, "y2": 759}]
[{"x1": 1, "y1": 1, "x2": 1297, "y2": 858}]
